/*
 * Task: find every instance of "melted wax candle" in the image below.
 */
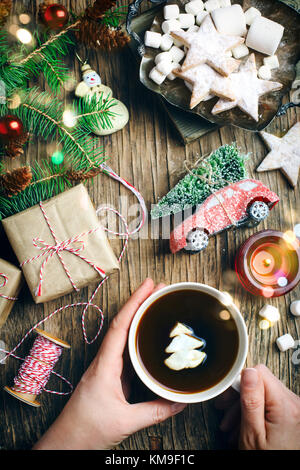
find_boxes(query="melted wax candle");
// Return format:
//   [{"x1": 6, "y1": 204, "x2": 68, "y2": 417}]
[{"x1": 235, "y1": 230, "x2": 300, "y2": 297}]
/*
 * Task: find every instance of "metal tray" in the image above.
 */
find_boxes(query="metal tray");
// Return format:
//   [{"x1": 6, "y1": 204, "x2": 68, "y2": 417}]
[{"x1": 126, "y1": 0, "x2": 300, "y2": 131}]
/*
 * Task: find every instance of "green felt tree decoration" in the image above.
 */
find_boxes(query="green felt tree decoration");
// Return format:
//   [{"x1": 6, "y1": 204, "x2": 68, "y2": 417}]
[{"x1": 151, "y1": 144, "x2": 248, "y2": 219}]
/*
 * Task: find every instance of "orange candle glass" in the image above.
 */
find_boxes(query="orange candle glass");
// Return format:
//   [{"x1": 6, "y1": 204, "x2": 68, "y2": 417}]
[{"x1": 235, "y1": 230, "x2": 300, "y2": 297}]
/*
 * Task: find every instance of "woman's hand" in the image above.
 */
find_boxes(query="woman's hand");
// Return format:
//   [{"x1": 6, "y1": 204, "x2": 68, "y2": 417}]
[
  {"x1": 215, "y1": 365, "x2": 300, "y2": 450},
  {"x1": 33, "y1": 278, "x2": 186, "y2": 450}
]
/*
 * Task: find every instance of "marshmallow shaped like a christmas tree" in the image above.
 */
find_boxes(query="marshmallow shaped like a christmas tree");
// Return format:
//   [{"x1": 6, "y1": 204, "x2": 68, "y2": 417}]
[{"x1": 164, "y1": 322, "x2": 207, "y2": 371}]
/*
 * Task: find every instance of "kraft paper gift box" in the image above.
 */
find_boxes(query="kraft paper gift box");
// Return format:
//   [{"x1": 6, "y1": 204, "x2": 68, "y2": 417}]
[
  {"x1": 2, "y1": 184, "x2": 119, "y2": 304},
  {"x1": 0, "y1": 258, "x2": 23, "y2": 327}
]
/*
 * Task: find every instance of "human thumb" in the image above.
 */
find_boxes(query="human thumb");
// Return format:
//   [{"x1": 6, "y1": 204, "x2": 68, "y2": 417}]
[
  {"x1": 239, "y1": 368, "x2": 266, "y2": 448},
  {"x1": 129, "y1": 399, "x2": 186, "y2": 433}
]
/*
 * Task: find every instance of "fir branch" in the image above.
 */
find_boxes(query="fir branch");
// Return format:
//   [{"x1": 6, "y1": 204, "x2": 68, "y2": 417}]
[
  {"x1": 0, "y1": 88, "x2": 111, "y2": 172},
  {"x1": 0, "y1": 160, "x2": 72, "y2": 218},
  {"x1": 102, "y1": 6, "x2": 128, "y2": 28}
]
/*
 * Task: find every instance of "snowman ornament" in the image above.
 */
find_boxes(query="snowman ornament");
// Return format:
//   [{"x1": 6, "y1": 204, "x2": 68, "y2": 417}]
[{"x1": 75, "y1": 63, "x2": 129, "y2": 136}]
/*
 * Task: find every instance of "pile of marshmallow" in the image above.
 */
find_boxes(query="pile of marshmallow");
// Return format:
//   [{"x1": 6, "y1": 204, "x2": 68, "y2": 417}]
[
  {"x1": 259, "y1": 301, "x2": 300, "y2": 353},
  {"x1": 145, "y1": 0, "x2": 284, "y2": 87}
]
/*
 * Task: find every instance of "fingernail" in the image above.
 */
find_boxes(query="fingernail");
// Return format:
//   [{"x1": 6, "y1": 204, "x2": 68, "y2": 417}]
[
  {"x1": 171, "y1": 402, "x2": 186, "y2": 414},
  {"x1": 242, "y1": 368, "x2": 258, "y2": 388}
]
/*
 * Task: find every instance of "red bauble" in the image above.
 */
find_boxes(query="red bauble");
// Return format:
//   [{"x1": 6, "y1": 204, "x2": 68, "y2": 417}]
[
  {"x1": 42, "y1": 4, "x2": 69, "y2": 30},
  {"x1": 0, "y1": 115, "x2": 24, "y2": 143}
]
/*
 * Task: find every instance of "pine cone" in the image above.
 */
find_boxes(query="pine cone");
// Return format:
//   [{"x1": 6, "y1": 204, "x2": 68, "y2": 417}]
[
  {"x1": 85, "y1": 0, "x2": 117, "y2": 21},
  {"x1": 75, "y1": 21, "x2": 129, "y2": 50},
  {"x1": 0, "y1": 0, "x2": 12, "y2": 25},
  {"x1": 66, "y1": 167, "x2": 103, "y2": 182},
  {"x1": 4, "y1": 132, "x2": 30, "y2": 159},
  {"x1": 0, "y1": 166, "x2": 32, "y2": 197}
]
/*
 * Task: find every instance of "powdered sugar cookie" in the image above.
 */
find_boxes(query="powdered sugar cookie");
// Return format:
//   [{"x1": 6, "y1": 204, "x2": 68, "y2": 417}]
[
  {"x1": 171, "y1": 15, "x2": 244, "y2": 76},
  {"x1": 174, "y1": 63, "x2": 236, "y2": 109},
  {"x1": 211, "y1": 54, "x2": 282, "y2": 121}
]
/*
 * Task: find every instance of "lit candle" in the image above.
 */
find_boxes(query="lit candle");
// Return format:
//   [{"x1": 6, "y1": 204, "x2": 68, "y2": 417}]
[{"x1": 235, "y1": 230, "x2": 300, "y2": 297}]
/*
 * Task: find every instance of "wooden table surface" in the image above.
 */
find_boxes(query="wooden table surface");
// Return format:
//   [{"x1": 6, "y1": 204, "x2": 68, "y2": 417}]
[{"x1": 0, "y1": 0, "x2": 299, "y2": 451}]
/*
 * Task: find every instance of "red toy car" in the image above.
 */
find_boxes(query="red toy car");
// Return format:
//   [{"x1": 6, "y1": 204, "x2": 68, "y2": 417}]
[{"x1": 170, "y1": 179, "x2": 279, "y2": 254}]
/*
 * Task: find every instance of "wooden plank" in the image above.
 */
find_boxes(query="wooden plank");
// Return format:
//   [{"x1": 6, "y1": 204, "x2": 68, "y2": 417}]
[{"x1": 0, "y1": 0, "x2": 299, "y2": 451}]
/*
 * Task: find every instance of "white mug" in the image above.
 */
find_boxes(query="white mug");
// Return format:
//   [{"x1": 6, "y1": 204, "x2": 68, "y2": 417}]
[{"x1": 128, "y1": 282, "x2": 248, "y2": 403}]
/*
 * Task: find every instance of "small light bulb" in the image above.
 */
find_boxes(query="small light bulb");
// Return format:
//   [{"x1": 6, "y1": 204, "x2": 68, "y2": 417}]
[
  {"x1": 62, "y1": 110, "x2": 77, "y2": 128},
  {"x1": 51, "y1": 151, "x2": 64, "y2": 165},
  {"x1": 259, "y1": 319, "x2": 271, "y2": 330},
  {"x1": 16, "y1": 28, "x2": 32, "y2": 44}
]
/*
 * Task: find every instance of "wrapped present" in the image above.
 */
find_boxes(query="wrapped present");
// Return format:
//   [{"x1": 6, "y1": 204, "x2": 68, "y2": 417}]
[
  {"x1": 2, "y1": 184, "x2": 119, "y2": 304},
  {"x1": 0, "y1": 258, "x2": 22, "y2": 327}
]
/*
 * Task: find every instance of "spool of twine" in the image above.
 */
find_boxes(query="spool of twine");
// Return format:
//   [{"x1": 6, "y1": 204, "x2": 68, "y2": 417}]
[{"x1": 4, "y1": 328, "x2": 71, "y2": 407}]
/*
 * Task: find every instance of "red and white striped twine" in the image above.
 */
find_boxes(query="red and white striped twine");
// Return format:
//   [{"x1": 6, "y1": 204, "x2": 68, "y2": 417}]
[
  {"x1": 0, "y1": 273, "x2": 18, "y2": 301},
  {"x1": 2, "y1": 335, "x2": 73, "y2": 396},
  {"x1": 1, "y1": 169, "x2": 147, "y2": 397},
  {"x1": 21, "y1": 201, "x2": 106, "y2": 298}
]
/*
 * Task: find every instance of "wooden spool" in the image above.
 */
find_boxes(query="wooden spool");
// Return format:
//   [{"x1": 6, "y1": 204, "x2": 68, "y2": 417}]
[{"x1": 4, "y1": 328, "x2": 70, "y2": 408}]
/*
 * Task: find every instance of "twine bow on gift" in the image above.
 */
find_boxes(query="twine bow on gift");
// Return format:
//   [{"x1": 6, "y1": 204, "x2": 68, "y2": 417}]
[
  {"x1": 20, "y1": 201, "x2": 106, "y2": 298},
  {"x1": 0, "y1": 273, "x2": 18, "y2": 301}
]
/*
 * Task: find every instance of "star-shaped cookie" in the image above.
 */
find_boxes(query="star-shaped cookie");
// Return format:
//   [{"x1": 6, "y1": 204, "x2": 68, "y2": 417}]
[
  {"x1": 174, "y1": 63, "x2": 238, "y2": 109},
  {"x1": 257, "y1": 122, "x2": 300, "y2": 187},
  {"x1": 211, "y1": 54, "x2": 283, "y2": 121},
  {"x1": 171, "y1": 15, "x2": 244, "y2": 76}
]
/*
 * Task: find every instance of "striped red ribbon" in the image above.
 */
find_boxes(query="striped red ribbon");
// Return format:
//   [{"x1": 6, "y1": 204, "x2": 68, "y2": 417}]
[
  {"x1": 0, "y1": 273, "x2": 18, "y2": 301},
  {"x1": 20, "y1": 201, "x2": 106, "y2": 298}
]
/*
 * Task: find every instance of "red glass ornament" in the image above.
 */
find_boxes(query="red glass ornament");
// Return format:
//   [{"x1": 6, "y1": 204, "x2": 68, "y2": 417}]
[
  {"x1": 0, "y1": 115, "x2": 24, "y2": 143},
  {"x1": 42, "y1": 4, "x2": 69, "y2": 30},
  {"x1": 235, "y1": 230, "x2": 300, "y2": 297}
]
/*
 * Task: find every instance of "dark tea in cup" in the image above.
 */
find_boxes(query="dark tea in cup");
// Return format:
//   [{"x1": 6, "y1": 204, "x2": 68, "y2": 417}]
[{"x1": 135, "y1": 289, "x2": 240, "y2": 394}]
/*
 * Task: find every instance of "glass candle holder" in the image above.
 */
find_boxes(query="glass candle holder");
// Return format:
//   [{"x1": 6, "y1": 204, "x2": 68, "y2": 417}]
[{"x1": 235, "y1": 230, "x2": 300, "y2": 297}]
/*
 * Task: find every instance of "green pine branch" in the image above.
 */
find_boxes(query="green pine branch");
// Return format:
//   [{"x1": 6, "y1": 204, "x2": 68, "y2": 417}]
[
  {"x1": 0, "y1": 26, "x2": 75, "y2": 95},
  {"x1": 0, "y1": 88, "x2": 118, "y2": 172},
  {"x1": 102, "y1": 6, "x2": 128, "y2": 28},
  {"x1": 0, "y1": 160, "x2": 73, "y2": 219}
]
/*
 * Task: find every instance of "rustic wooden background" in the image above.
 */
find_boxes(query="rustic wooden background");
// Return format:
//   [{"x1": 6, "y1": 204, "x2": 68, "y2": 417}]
[{"x1": 0, "y1": 0, "x2": 299, "y2": 450}]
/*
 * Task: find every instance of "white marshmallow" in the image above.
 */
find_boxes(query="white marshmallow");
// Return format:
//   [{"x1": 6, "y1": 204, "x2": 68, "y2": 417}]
[
  {"x1": 170, "y1": 322, "x2": 193, "y2": 337},
  {"x1": 163, "y1": 4, "x2": 180, "y2": 20},
  {"x1": 244, "y1": 6, "x2": 261, "y2": 26},
  {"x1": 204, "y1": 0, "x2": 220, "y2": 13},
  {"x1": 169, "y1": 45, "x2": 185, "y2": 63},
  {"x1": 185, "y1": 0, "x2": 204, "y2": 16},
  {"x1": 225, "y1": 49, "x2": 232, "y2": 57},
  {"x1": 164, "y1": 349, "x2": 206, "y2": 370},
  {"x1": 167, "y1": 70, "x2": 178, "y2": 80},
  {"x1": 258, "y1": 65, "x2": 272, "y2": 80},
  {"x1": 155, "y1": 51, "x2": 172, "y2": 64},
  {"x1": 160, "y1": 33, "x2": 174, "y2": 51},
  {"x1": 259, "y1": 305, "x2": 280, "y2": 323},
  {"x1": 187, "y1": 25, "x2": 199, "y2": 33},
  {"x1": 165, "y1": 333, "x2": 204, "y2": 353},
  {"x1": 161, "y1": 19, "x2": 181, "y2": 34},
  {"x1": 211, "y1": 5, "x2": 247, "y2": 36},
  {"x1": 184, "y1": 80, "x2": 193, "y2": 91},
  {"x1": 156, "y1": 60, "x2": 174, "y2": 76},
  {"x1": 232, "y1": 44, "x2": 249, "y2": 59},
  {"x1": 144, "y1": 30, "x2": 162, "y2": 49},
  {"x1": 196, "y1": 10, "x2": 208, "y2": 25},
  {"x1": 246, "y1": 16, "x2": 284, "y2": 56},
  {"x1": 218, "y1": 0, "x2": 231, "y2": 6},
  {"x1": 276, "y1": 333, "x2": 295, "y2": 352},
  {"x1": 263, "y1": 55, "x2": 280, "y2": 69},
  {"x1": 290, "y1": 300, "x2": 300, "y2": 317},
  {"x1": 149, "y1": 67, "x2": 166, "y2": 85},
  {"x1": 178, "y1": 13, "x2": 195, "y2": 29}
]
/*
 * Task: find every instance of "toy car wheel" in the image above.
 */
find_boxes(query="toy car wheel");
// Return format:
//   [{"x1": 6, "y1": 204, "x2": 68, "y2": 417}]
[
  {"x1": 249, "y1": 201, "x2": 270, "y2": 223},
  {"x1": 184, "y1": 229, "x2": 209, "y2": 253}
]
